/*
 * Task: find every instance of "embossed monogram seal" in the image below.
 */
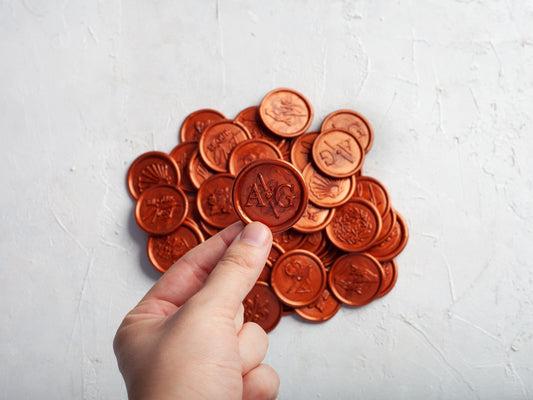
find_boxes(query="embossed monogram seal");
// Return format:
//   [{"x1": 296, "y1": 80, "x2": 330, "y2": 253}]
[{"x1": 232, "y1": 159, "x2": 308, "y2": 233}]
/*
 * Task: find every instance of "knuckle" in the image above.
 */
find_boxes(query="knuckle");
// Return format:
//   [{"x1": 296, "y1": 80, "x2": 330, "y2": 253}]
[
  {"x1": 220, "y1": 251, "x2": 256, "y2": 272},
  {"x1": 246, "y1": 321, "x2": 269, "y2": 347}
]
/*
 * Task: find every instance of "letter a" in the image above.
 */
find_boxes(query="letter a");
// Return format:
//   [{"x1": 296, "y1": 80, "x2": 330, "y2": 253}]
[{"x1": 244, "y1": 183, "x2": 267, "y2": 207}]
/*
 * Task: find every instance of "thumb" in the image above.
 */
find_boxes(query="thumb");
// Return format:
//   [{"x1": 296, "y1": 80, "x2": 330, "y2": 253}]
[{"x1": 195, "y1": 221, "x2": 272, "y2": 317}]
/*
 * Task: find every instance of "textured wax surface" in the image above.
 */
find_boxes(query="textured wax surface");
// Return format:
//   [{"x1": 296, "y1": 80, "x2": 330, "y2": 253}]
[{"x1": 1, "y1": 1, "x2": 532, "y2": 399}]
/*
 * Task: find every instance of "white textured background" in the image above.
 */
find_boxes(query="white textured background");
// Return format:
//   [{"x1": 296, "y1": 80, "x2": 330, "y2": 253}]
[{"x1": 1, "y1": 1, "x2": 532, "y2": 399}]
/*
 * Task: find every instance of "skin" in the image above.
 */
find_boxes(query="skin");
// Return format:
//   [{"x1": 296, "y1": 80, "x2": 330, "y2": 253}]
[{"x1": 114, "y1": 221, "x2": 280, "y2": 400}]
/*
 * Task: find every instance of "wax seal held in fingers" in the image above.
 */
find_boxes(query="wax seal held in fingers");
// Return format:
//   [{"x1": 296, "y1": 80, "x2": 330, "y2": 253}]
[{"x1": 232, "y1": 159, "x2": 308, "y2": 233}]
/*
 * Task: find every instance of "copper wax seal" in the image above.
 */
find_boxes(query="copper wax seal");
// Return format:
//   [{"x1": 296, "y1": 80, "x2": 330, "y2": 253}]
[
  {"x1": 227, "y1": 139, "x2": 282, "y2": 176},
  {"x1": 127, "y1": 151, "x2": 181, "y2": 199},
  {"x1": 147, "y1": 220, "x2": 205, "y2": 273},
  {"x1": 243, "y1": 282, "x2": 283, "y2": 333},
  {"x1": 326, "y1": 198, "x2": 382, "y2": 252},
  {"x1": 377, "y1": 259, "x2": 398, "y2": 297},
  {"x1": 293, "y1": 202, "x2": 335, "y2": 233},
  {"x1": 368, "y1": 210, "x2": 408, "y2": 261},
  {"x1": 321, "y1": 109, "x2": 374, "y2": 153},
  {"x1": 271, "y1": 249, "x2": 327, "y2": 307},
  {"x1": 180, "y1": 109, "x2": 226, "y2": 143},
  {"x1": 312, "y1": 129, "x2": 364, "y2": 178},
  {"x1": 134, "y1": 184, "x2": 188, "y2": 235},
  {"x1": 235, "y1": 106, "x2": 286, "y2": 147},
  {"x1": 295, "y1": 288, "x2": 341, "y2": 322},
  {"x1": 353, "y1": 176, "x2": 391, "y2": 217},
  {"x1": 198, "y1": 119, "x2": 251, "y2": 172},
  {"x1": 187, "y1": 150, "x2": 214, "y2": 190},
  {"x1": 272, "y1": 229, "x2": 307, "y2": 252},
  {"x1": 232, "y1": 159, "x2": 308, "y2": 233},
  {"x1": 302, "y1": 163, "x2": 355, "y2": 208},
  {"x1": 290, "y1": 131, "x2": 318, "y2": 172},
  {"x1": 328, "y1": 252, "x2": 384, "y2": 306},
  {"x1": 169, "y1": 142, "x2": 198, "y2": 192},
  {"x1": 259, "y1": 88, "x2": 313, "y2": 138},
  {"x1": 196, "y1": 173, "x2": 239, "y2": 229}
]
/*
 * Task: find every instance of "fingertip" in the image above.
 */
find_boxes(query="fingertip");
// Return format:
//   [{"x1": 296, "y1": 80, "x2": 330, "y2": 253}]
[
  {"x1": 240, "y1": 222, "x2": 272, "y2": 248},
  {"x1": 242, "y1": 363, "x2": 280, "y2": 400}
]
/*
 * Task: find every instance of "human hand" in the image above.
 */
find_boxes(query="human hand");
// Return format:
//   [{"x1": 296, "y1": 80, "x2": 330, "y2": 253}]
[{"x1": 113, "y1": 221, "x2": 279, "y2": 400}]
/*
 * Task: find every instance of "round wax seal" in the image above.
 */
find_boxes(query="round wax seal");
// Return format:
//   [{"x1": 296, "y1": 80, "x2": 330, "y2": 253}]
[
  {"x1": 232, "y1": 159, "x2": 308, "y2": 233},
  {"x1": 259, "y1": 88, "x2": 313, "y2": 138},
  {"x1": 290, "y1": 131, "x2": 318, "y2": 172},
  {"x1": 187, "y1": 150, "x2": 215, "y2": 190},
  {"x1": 321, "y1": 109, "x2": 374, "y2": 153},
  {"x1": 270, "y1": 249, "x2": 327, "y2": 307},
  {"x1": 293, "y1": 202, "x2": 335, "y2": 233},
  {"x1": 180, "y1": 109, "x2": 226, "y2": 143},
  {"x1": 312, "y1": 129, "x2": 364, "y2": 178},
  {"x1": 147, "y1": 220, "x2": 205, "y2": 273},
  {"x1": 235, "y1": 106, "x2": 285, "y2": 147},
  {"x1": 368, "y1": 211, "x2": 408, "y2": 261},
  {"x1": 352, "y1": 176, "x2": 391, "y2": 218},
  {"x1": 170, "y1": 142, "x2": 198, "y2": 192},
  {"x1": 243, "y1": 282, "x2": 283, "y2": 333},
  {"x1": 135, "y1": 184, "x2": 188, "y2": 235},
  {"x1": 196, "y1": 173, "x2": 239, "y2": 229},
  {"x1": 198, "y1": 119, "x2": 251, "y2": 172},
  {"x1": 328, "y1": 252, "x2": 384, "y2": 306},
  {"x1": 228, "y1": 139, "x2": 282, "y2": 176},
  {"x1": 127, "y1": 151, "x2": 180, "y2": 199},
  {"x1": 377, "y1": 259, "x2": 398, "y2": 297},
  {"x1": 326, "y1": 198, "x2": 382, "y2": 252},
  {"x1": 302, "y1": 163, "x2": 355, "y2": 208},
  {"x1": 295, "y1": 288, "x2": 341, "y2": 322}
]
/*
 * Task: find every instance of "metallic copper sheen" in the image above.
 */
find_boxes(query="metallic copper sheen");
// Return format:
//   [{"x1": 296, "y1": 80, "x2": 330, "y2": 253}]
[
  {"x1": 326, "y1": 198, "x2": 382, "y2": 252},
  {"x1": 290, "y1": 131, "x2": 318, "y2": 172},
  {"x1": 235, "y1": 106, "x2": 286, "y2": 147},
  {"x1": 259, "y1": 88, "x2": 313, "y2": 138},
  {"x1": 127, "y1": 151, "x2": 181, "y2": 199},
  {"x1": 270, "y1": 249, "x2": 327, "y2": 307},
  {"x1": 266, "y1": 242, "x2": 285, "y2": 268},
  {"x1": 293, "y1": 202, "x2": 335, "y2": 233},
  {"x1": 302, "y1": 163, "x2": 356, "y2": 208},
  {"x1": 377, "y1": 259, "x2": 398, "y2": 297},
  {"x1": 368, "y1": 211, "x2": 408, "y2": 261},
  {"x1": 198, "y1": 119, "x2": 251, "y2": 172},
  {"x1": 243, "y1": 282, "x2": 283, "y2": 333},
  {"x1": 295, "y1": 288, "x2": 341, "y2": 322},
  {"x1": 170, "y1": 142, "x2": 197, "y2": 192},
  {"x1": 321, "y1": 109, "x2": 374, "y2": 153},
  {"x1": 180, "y1": 109, "x2": 226, "y2": 143},
  {"x1": 312, "y1": 129, "x2": 364, "y2": 178},
  {"x1": 135, "y1": 184, "x2": 188, "y2": 235},
  {"x1": 272, "y1": 229, "x2": 307, "y2": 252},
  {"x1": 187, "y1": 150, "x2": 214, "y2": 190},
  {"x1": 232, "y1": 159, "x2": 308, "y2": 233},
  {"x1": 196, "y1": 173, "x2": 239, "y2": 229},
  {"x1": 328, "y1": 252, "x2": 384, "y2": 306},
  {"x1": 228, "y1": 139, "x2": 282, "y2": 176},
  {"x1": 352, "y1": 176, "x2": 391, "y2": 217},
  {"x1": 147, "y1": 220, "x2": 205, "y2": 273}
]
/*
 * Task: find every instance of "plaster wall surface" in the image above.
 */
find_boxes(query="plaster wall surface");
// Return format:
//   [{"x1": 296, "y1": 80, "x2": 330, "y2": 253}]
[{"x1": 1, "y1": 1, "x2": 532, "y2": 399}]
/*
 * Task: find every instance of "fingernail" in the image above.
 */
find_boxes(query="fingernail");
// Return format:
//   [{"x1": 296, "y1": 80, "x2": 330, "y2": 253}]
[{"x1": 240, "y1": 222, "x2": 271, "y2": 247}]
